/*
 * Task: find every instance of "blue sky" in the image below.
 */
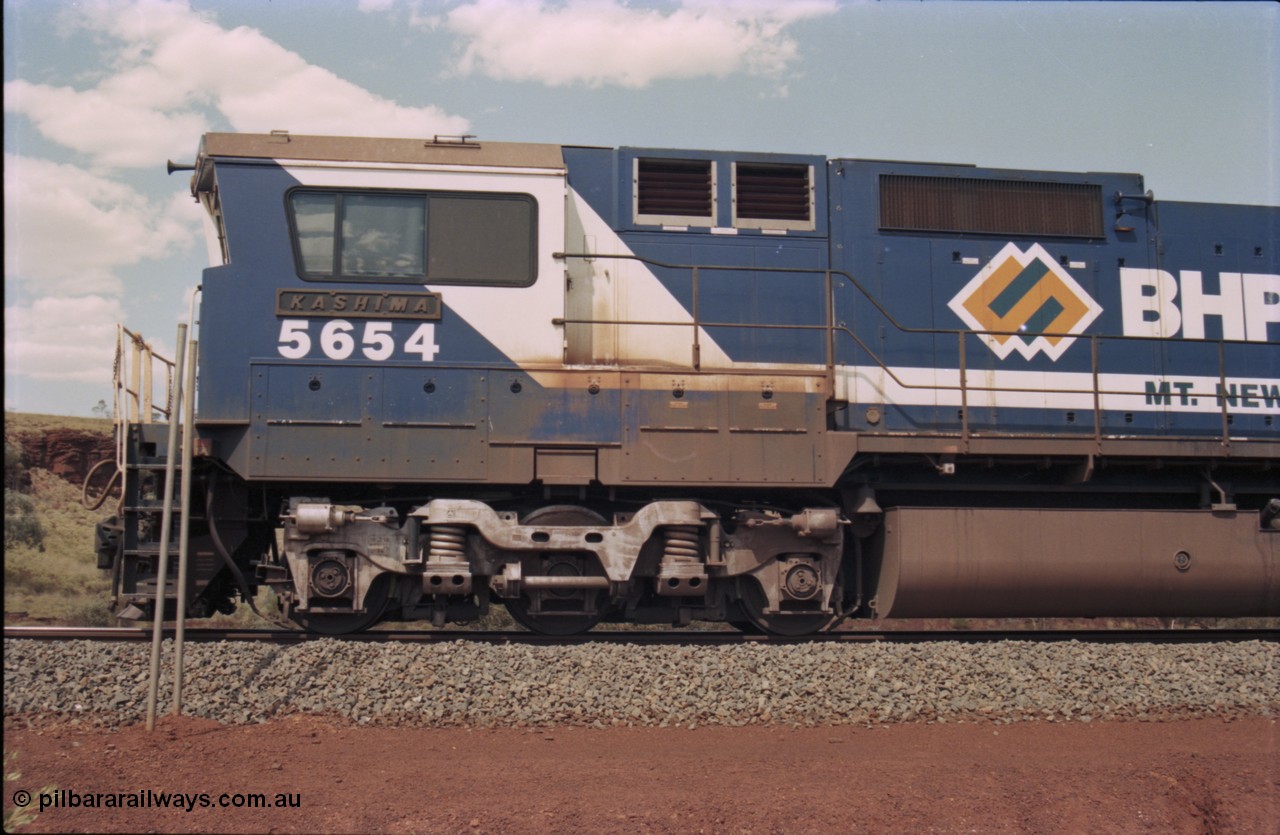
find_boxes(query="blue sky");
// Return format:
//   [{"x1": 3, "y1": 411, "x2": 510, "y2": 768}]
[{"x1": 5, "y1": 0, "x2": 1277, "y2": 416}]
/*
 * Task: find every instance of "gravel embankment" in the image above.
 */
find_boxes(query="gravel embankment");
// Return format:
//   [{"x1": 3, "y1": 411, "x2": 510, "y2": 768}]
[{"x1": 5, "y1": 639, "x2": 1276, "y2": 730}]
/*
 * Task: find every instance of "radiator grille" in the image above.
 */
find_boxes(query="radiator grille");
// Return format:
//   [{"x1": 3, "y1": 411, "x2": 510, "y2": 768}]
[{"x1": 880, "y1": 174, "x2": 1104, "y2": 238}]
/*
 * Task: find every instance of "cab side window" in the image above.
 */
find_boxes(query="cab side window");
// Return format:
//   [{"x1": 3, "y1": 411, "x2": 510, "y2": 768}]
[{"x1": 289, "y1": 190, "x2": 536, "y2": 285}]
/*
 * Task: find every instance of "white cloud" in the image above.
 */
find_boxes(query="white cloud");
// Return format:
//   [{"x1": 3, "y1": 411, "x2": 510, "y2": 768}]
[
  {"x1": 3, "y1": 153, "x2": 197, "y2": 296},
  {"x1": 5, "y1": 0, "x2": 470, "y2": 170},
  {"x1": 4, "y1": 295, "x2": 125, "y2": 384},
  {"x1": 216, "y1": 67, "x2": 468, "y2": 140},
  {"x1": 3, "y1": 0, "x2": 473, "y2": 409},
  {"x1": 4, "y1": 80, "x2": 207, "y2": 169},
  {"x1": 438, "y1": 0, "x2": 837, "y2": 88}
]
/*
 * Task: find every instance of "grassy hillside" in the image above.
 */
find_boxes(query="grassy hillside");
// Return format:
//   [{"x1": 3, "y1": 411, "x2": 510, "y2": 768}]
[
  {"x1": 4, "y1": 412, "x2": 114, "y2": 436},
  {"x1": 5, "y1": 413, "x2": 115, "y2": 623}
]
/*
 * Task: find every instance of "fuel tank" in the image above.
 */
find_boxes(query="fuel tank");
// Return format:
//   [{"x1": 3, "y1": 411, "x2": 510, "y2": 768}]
[{"x1": 871, "y1": 506, "x2": 1280, "y2": 618}]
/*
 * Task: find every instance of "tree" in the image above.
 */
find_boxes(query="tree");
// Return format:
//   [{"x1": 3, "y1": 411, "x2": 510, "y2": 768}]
[
  {"x1": 4, "y1": 441, "x2": 44, "y2": 549},
  {"x1": 4, "y1": 489, "x2": 44, "y2": 549}
]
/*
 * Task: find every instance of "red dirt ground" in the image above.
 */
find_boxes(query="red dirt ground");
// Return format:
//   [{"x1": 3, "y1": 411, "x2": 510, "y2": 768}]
[{"x1": 4, "y1": 714, "x2": 1277, "y2": 833}]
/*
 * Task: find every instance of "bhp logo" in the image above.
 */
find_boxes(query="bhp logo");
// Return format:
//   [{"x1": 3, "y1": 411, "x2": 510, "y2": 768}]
[{"x1": 949, "y1": 242, "x2": 1103, "y2": 361}]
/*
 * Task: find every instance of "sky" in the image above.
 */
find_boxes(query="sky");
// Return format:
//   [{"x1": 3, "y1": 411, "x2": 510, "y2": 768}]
[{"x1": 4, "y1": 0, "x2": 1277, "y2": 417}]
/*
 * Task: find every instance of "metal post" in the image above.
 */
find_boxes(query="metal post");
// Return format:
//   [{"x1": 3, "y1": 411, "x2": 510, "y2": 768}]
[
  {"x1": 958, "y1": 333, "x2": 969, "y2": 453},
  {"x1": 1218, "y1": 340, "x2": 1230, "y2": 450},
  {"x1": 142, "y1": 345, "x2": 154, "y2": 422},
  {"x1": 1091, "y1": 336, "x2": 1102, "y2": 453},
  {"x1": 690, "y1": 265, "x2": 701, "y2": 370},
  {"x1": 129, "y1": 339, "x2": 142, "y2": 423},
  {"x1": 172, "y1": 338, "x2": 197, "y2": 715},
  {"x1": 145, "y1": 324, "x2": 186, "y2": 732},
  {"x1": 113, "y1": 327, "x2": 127, "y2": 470},
  {"x1": 824, "y1": 271, "x2": 835, "y2": 372}
]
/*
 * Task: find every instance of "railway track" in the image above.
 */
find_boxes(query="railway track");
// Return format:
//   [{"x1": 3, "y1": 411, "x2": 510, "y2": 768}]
[{"x1": 5, "y1": 625, "x2": 1277, "y2": 645}]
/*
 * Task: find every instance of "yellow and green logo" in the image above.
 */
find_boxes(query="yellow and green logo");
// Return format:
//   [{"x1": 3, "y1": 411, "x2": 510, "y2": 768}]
[{"x1": 948, "y1": 242, "x2": 1102, "y2": 361}]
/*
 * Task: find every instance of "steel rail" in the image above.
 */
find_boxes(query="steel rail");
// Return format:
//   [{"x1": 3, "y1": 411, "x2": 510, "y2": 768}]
[{"x1": 5, "y1": 626, "x2": 1276, "y2": 646}]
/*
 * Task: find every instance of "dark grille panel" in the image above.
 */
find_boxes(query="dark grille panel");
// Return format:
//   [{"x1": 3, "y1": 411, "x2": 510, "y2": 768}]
[
  {"x1": 880, "y1": 174, "x2": 1104, "y2": 238},
  {"x1": 637, "y1": 158, "x2": 713, "y2": 219},
  {"x1": 736, "y1": 163, "x2": 810, "y2": 221}
]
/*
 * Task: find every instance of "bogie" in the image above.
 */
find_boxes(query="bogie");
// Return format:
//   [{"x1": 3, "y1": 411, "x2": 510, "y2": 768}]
[{"x1": 247, "y1": 496, "x2": 847, "y2": 635}]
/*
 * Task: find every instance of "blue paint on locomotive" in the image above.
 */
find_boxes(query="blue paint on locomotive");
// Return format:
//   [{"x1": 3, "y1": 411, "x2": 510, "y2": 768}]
[
  {"x1": 562, "y1": 148, "x2": 1278, "y2": 438},
  {"x1": 628, "y1": 234, "x2": 830, "y2": 365},
  {"x1": 830, "y1": 159, "x2": 1277, "y2": 435},
  {"x1": 197, "y1": 160, "x2": 520, "y2": 428},
  {"x1": 565, "y1": 146, "x2": 833, "y2": 365},
  {"x1": 195, "y1": 140, "x2": 1278, "y2": 481},
  {"x1": 1153, "y1": 200, "x2": 1280, "y2": 438}
]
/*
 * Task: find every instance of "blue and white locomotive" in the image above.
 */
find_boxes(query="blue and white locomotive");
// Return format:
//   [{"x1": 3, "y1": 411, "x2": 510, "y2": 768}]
[{"x1": 98, "y1": 132, "x2": 1280, "y2": 634}]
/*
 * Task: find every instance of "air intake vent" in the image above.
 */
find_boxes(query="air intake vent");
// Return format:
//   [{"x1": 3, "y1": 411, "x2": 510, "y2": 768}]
[
  {"x1": 735, "y1": 163, "x2": 811, "y2": 221},
  {"x1": 880, "y1": 174, "x2": 1104, "y2": 238},
  {"x1": 636, "y1": 158, "x2": 713, "y2": 222}
]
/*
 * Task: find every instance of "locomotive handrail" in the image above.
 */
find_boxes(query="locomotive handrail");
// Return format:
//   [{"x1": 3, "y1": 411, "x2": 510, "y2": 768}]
[
  {"x1": 555, "y1": 251, "x2": 1266, "y2": 348},
  {"x1": 113, "y1": 325, "x2": 177, "y2": 482},
  {"x1": 115, "y1": 324, "x2": 177, "y2": 425},
  {"x1": 554, "y1": 252, "x2": 1270, "y2": 449}
]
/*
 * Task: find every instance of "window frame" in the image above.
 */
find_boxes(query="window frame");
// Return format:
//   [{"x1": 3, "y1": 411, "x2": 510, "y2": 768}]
[{"x1": 285, "y1": 187, "x2": 539, "y2": 286}]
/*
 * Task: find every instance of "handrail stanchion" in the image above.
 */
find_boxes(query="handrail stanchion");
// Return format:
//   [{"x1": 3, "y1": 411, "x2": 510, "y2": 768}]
[
  {"x1": 142, "y1": 343, "x2": 154, "y2": 422},
  {"x1": 172, "y1": 338, "x2": 197, "y2": 716},
  {"x1": 958, "y1": 333, "x2": 969, "y2": 452},
  {"x1": 825, "y1": 271, "x2": 835, "y2": 373},
  {"x1": 1091, "y1": 336, "x2": 1102, "y2": 452},
  {"x1": 691, "y1": 265, "x2": 701, "y2": 370},
  {"x1": 145, "y1": 323, "x2": 187, "y2": 732},
  {"x1": 1218, "y1": 341, "x2": 1231, "y2": 449},
  {"x1": 129, "y1": 339, "x2": 142, "y2": 423},
  {"x1": 113, "y1": 327, "x2": 127, "y2": 475}
]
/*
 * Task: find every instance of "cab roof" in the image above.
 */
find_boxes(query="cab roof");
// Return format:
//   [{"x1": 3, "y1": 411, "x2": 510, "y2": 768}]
[{"x1": 196, "y1": 131, "x2": 564, "y2": 170}]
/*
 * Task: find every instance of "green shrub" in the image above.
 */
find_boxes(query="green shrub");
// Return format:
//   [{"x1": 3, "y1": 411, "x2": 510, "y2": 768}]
[
  {"x1": 4, "y1": 441, "x2": 24, "y2": 490},
  {"x1": 64, "y1": 598, "x2": 114, "y2": 627},
  {"x1": 4, "y1": 488, "x2": 44, "y2": 549},
  {"x1": 4, "y1": 449, "x2": 112, "y2": 620}
]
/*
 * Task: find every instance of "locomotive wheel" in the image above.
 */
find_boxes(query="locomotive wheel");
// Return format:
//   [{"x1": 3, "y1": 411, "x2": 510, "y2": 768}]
[
  {"x1": 504, "y1": 506, "x2": 610, "y2": 636},
  {"x1": 739, "y1": 575, "x2": 832, "y2": 637},
  {"x1": 289, "y1": 573, "x2": 392, "y2": 635},
  {"x1": 726, "y1": 617, "x2": 764, "y2": 635}
]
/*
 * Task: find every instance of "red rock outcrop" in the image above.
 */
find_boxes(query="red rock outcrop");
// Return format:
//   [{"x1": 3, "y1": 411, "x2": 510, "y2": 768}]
[{"x1": 7, "y1": 429, "x2": 114, "y2": 488}]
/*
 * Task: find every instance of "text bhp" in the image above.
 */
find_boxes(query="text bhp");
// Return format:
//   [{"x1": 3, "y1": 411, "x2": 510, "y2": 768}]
[{"x1": 1120, "y1": 269, "x2": 1279, "y2": 341}]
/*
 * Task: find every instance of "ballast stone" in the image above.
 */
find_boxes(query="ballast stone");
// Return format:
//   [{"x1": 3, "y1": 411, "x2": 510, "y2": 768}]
[{"x1": 3, "y1": 638, "x2": 1276, "y2": 731}]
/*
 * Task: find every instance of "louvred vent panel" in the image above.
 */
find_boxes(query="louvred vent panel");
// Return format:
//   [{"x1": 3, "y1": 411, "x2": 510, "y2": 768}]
[
  {"x1": 880, "y1": 174, "x2": 1104, "y2": 238},
  {"x1": 637, "y1": 159, "x2": 713, "y2": 218},
  {"x1": 737, "y1": 163, "x2": 810, "y2": 221}
]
